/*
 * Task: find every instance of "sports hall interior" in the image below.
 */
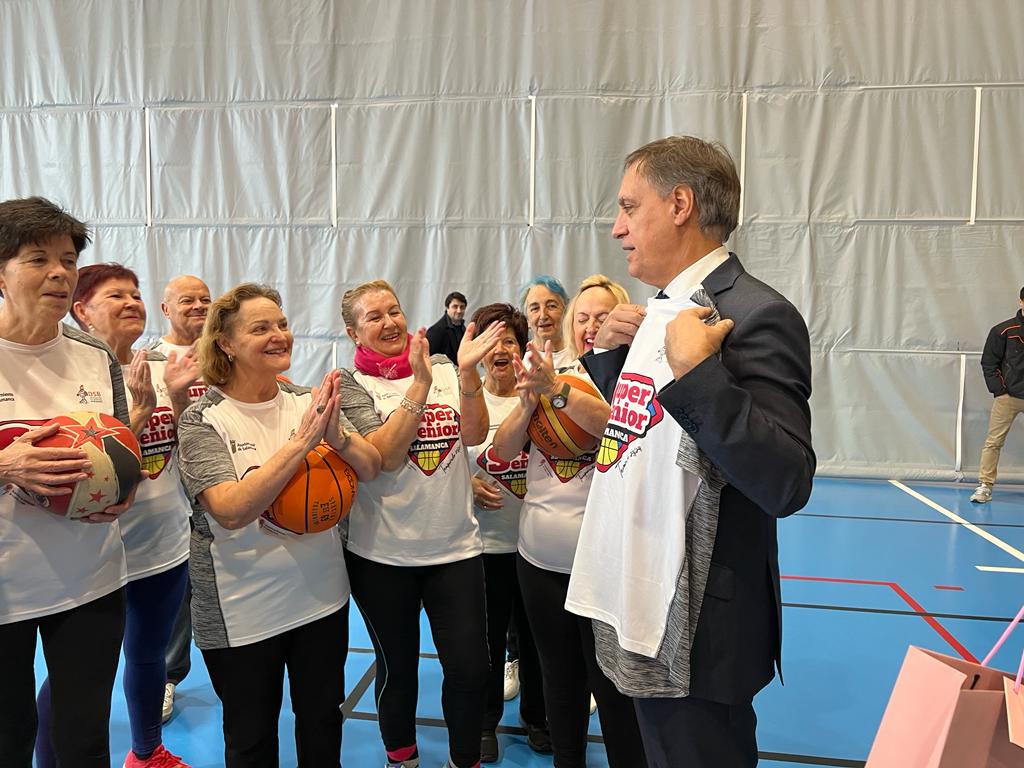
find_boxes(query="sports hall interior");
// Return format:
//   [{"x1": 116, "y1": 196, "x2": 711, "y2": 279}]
[{"x1": 4, "y1": 1, "x2": 1023, "y2": 766}]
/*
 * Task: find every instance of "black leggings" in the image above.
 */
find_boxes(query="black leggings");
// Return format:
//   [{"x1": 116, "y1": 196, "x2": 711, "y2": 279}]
[
  {"x1": 201, "y1": 605, "x2": 349, "y2": 768},
  {"x1": 517, "y1": 555, "x2": 647, "y2": 768},
  {"x1": 482, "y1": 552, "x2": 546, "y2": 731},
  {"x1": 346, "y1": 551, "x2": 489, "y2": 768},
  {"x1": 0, "y1": 588, "x2": 125, "y2": 768}
]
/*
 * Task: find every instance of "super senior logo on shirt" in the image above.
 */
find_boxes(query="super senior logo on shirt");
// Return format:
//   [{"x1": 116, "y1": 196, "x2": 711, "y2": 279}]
[
  {"x1": 477, "y1": 444, "x2": 528, "y2": 498},
  {"x1": 408, "y1": 403, "x2": 461, "y2": 476},
  {"x1": 596, "y1": 372, "x2": 665, "y2": 473}
]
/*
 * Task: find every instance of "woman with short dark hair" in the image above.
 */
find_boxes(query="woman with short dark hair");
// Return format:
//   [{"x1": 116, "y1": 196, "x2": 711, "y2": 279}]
[{"x1": 0, "y1": 197, "x2": 139, "y2": 768}]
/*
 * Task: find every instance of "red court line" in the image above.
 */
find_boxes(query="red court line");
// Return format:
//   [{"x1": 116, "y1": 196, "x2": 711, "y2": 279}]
[
  {"x1": 934, "y1": 585, "x2": 964, "y2": 591},
  {"x1": 782, "y1": 574, "x2": 978, "y2": 663}
]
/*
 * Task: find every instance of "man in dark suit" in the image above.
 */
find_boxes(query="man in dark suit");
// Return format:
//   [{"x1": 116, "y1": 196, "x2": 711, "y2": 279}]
[
  {"x1": 565, "y1": 136, "x2": 815, "y2": 767},
  {"x1": 425, "y1": 290, "x2": 467, "y2": 364}
]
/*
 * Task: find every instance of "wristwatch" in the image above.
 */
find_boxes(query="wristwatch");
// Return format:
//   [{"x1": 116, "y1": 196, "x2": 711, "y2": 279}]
[{"x1": 550, "y1": 382, "x2": 571, "y2": 409}]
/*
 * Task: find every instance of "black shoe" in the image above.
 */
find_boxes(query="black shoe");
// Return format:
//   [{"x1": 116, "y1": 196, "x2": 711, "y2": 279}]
[
  {"x1": 480, "y1": 730, "x2": 499, "y2": 763},
  {"x1": 522, "y1": 721, "x2": 553, "y2": 754}
]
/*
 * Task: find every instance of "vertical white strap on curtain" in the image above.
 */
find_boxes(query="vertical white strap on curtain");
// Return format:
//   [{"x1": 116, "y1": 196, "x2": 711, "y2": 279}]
[
  {"x1": 969, "y1": 87, "x2": 982, "y2": 225},
  {"x1": 144, "y1": 106, "x2": 152, "y2": 227},
  {"x1": 955, "y1": 352, "x2": 967, "y2": 475},
  {"x1": 738, "y1": 91, "x2": 748, "y2": 226},
  {"x1": 330, "y1": 104, "x2": 338, "y2": 229},
  {"x1": 529, "y1": 92, "x2": 537, "y2": 228}
]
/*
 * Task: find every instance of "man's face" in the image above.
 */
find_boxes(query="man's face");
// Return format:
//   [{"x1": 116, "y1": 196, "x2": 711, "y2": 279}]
[
  {"x1": 611, "y1": 163, "x2": 684, "y2": 288},
  {"x1": 162, "y1": 276, "x2": 211, "y2": 342},
  {"x1": 446, "y1": 299, "x2": 467, "y2": 322}
]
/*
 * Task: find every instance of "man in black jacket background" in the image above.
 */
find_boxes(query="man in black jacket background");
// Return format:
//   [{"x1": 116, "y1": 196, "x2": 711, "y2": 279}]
[
  {"x1": 425, "y1": 291, "x2": 467, "y2": 365},
  {"x1": 971, "y1": 286, "x2": 1024, "y2": 503}
]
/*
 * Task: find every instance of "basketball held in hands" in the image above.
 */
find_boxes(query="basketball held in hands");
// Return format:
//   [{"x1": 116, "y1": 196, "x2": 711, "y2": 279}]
[
  {"x1": 33, "y1": 411, "x2": 143, "y2": 519},
  {"x1": 527, "y1": 375, "x2": 602, "y2": 459},
  {"x1": 263, "y1": 444, "x2": 358, "y2": 535}
]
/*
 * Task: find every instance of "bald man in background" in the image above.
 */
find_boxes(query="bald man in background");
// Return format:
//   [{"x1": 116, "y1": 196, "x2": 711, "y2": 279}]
[
  {"x1": 152, "y1": 274, "x2": 211, "y2": 723},
  {"x1": 156, "y1": 275, "x2": 211, "y2": 357}
]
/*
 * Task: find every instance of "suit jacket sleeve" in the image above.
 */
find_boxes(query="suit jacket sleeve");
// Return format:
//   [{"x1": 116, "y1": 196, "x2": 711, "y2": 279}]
[
  {"x1": 580, "y1": 346, "x2": 630, "y2": 402},
  {"x1": 658, "y1": 298, "x2": 815, "y2": 518},
  {"x1": 980, "y1": 324, "x2": 1007, "y2": 396}
]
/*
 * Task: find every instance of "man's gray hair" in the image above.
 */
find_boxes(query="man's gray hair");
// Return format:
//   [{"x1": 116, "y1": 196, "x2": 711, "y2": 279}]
[{"x1": 625, "y1": 136, "x2": 740, "y2": 242}]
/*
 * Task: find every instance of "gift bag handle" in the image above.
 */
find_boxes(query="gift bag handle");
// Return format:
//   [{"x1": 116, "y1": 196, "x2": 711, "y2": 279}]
[
  {"x1": 981, "y1": 604, "x2": 1024, "y2": 668},
  {"x1": 1016, "y1": 647, "x2": 1024, "y2": 694}
]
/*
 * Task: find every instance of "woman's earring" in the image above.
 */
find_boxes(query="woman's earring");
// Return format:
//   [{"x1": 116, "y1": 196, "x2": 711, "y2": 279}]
[{"x1": 227, "y1": 353, "x2": 234, "y2": 363}]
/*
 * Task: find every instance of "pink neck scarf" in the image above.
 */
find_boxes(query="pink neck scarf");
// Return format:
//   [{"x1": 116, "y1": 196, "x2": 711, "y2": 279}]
[{"x1": 353, "y1": 334, "x2": 414, "y2": 380}]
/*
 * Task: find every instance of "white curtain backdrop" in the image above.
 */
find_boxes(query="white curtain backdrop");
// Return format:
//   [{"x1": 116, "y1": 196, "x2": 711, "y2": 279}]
[{"x1": 2, "y1": 0, "x2": 1022, "y2": 480}]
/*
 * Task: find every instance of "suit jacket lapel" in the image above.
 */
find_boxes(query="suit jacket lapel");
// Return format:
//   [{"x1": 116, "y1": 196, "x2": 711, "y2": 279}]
[{"x1": 703, "y1": 252, "x2": 744, "y2": 298}]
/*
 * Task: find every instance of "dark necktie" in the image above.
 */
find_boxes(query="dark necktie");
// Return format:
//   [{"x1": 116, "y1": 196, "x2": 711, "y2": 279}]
[{"x1": 654, "y1": 290, "x2": 669, "y2": 300}]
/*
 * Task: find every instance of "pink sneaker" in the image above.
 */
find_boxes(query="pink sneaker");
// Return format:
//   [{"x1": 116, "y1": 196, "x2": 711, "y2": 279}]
[{"x1": 123, "y1": 744, "x2": 191, "y2": 768}]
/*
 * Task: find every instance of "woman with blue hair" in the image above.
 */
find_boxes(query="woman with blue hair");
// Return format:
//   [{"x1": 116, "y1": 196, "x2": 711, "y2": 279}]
[{"x1": 520, "y1": 275, "x2": 574, "y2": 370}]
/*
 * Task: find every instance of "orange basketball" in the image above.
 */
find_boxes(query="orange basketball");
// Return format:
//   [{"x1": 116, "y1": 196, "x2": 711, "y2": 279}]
[
  {"x1": 265, "y1": 444, "x2": 357, "y2": 534},
  {"x1": 527, "y1": 374, "x2": 603, "y2": 459},
  {"x1": 34, "y1": 411, "x2": 142, "y2": 519}
]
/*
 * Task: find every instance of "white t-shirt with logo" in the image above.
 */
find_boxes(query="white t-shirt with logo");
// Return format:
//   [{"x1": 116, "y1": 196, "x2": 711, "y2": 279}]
[
  {"x1": 465, "y1": 388, "x2": 526, "y2": 554},
  {"x1": 565, "y1": 294, "x2": 703, "y2": 658},
  {"x1": 340, "y1": 356, "x2": 483, "y2": 566},
  {"x1": 517, "y1": 365, "x2": 600, "y2": 575},
  {"x1": 0, "y1": 325, "x2": 129, "y2": 625},
  {"x1": 176, "y1": 382, "x2": 350, "y2": 649},
  {"x1": 118, "y1": 355, "x2": 191, "y2": 581}
]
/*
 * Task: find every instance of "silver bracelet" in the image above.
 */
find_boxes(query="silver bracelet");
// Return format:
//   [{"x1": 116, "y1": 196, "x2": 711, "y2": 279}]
[
  {"x1": 400, "y1": 396, "x2": 426, "y2": 416},
  {"x1": 459, "y1": 380, "x2": 484, "y2": 397}
]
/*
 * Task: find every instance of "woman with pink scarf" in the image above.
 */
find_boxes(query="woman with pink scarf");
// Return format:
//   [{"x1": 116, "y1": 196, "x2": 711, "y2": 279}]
[{"x1": 338, "y1": 280, "x2": 506, "y2": 768}]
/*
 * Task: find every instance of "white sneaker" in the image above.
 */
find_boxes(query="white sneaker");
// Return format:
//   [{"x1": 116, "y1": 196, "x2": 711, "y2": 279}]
[
  {"x1": 970, "y1": 484, "x2": 992, "y2": 503},
  {"x1": 503, "y1": 659, "x2": 520, "y2": 701},
  {"x1": 589, "y1": 693, "x2": 597, "y2": 715},
  {"x1": 161, "y1": 682, "x2": 175, "y2": 724}
]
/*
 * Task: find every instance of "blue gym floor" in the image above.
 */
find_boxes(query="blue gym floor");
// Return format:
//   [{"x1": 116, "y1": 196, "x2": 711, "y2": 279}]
[{"x1": 33, "y1": 477, "x2": 1024, "y2": 767}]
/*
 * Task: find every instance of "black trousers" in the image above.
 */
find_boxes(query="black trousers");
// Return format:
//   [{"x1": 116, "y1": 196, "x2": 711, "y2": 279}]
[
  {"x1": 517, "y1": 555, "x2": 646, "y2": 768},
  {"x1": 634, "y1": 696, "x2": 758, "y2": 768},
  {"x1": 481, "y1": 552, "x2": 546, "y2": 731},
  {"x1": 0, "y1": 588, "x2": 125, "y2": 768},
  {"x1": 347, "y1": 551, "x2": 489, "y2": 768},
  {"x1": 201, "y1": 605, "x2": 348, "y2": 768}
]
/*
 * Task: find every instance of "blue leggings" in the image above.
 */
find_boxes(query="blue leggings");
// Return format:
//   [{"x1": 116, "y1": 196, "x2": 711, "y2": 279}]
[{"x1": 36, "y1": 562, "x2": 189, "y2": 765}]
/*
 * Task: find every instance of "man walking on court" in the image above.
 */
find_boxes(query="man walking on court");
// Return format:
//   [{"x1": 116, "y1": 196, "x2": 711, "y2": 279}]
[
  {"x1": 971, "y1": 286, "x2": 1024, "y2": 503},
  {"x1": 565, "y1": 135, "x2": 815, "y2": 767}
]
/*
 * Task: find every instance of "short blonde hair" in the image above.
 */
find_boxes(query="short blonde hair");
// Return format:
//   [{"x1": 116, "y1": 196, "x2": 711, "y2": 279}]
[
  {"x1": 341, "y1": 279, "x2": 398, "y2": 331},
  {"x1": 562, "y1": 274, "x2": 630, "y2": 360},
  {"x1": 198, "y1": 283, "x2": 282, "y2": 386}
]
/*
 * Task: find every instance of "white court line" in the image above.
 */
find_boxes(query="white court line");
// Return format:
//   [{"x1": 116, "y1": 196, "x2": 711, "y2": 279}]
[
  {"x1": 889, "y1": 480, "x2": 1024, "y2": 563},
  {"x1": 976, "y1": 566, "x2": 1024, "y2": 574}
]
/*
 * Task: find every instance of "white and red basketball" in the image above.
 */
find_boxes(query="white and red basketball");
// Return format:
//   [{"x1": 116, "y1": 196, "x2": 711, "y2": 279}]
[{"x1": 34, "y1": 411, "x2": 143, "y2": 519}]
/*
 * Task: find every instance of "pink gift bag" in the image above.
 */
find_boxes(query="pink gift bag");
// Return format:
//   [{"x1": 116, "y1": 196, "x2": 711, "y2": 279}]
[{"x1": 865, "y1": 605, "x2": 1024, "y2": 767}]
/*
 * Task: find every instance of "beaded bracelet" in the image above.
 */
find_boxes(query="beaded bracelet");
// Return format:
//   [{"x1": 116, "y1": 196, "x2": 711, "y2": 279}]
[
  {"x1": 459, "y1": 380, "x2": 484, "y2": 397},
  {"x1": 400, "y1": 396, "x2": 426, "y2": 416}
]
